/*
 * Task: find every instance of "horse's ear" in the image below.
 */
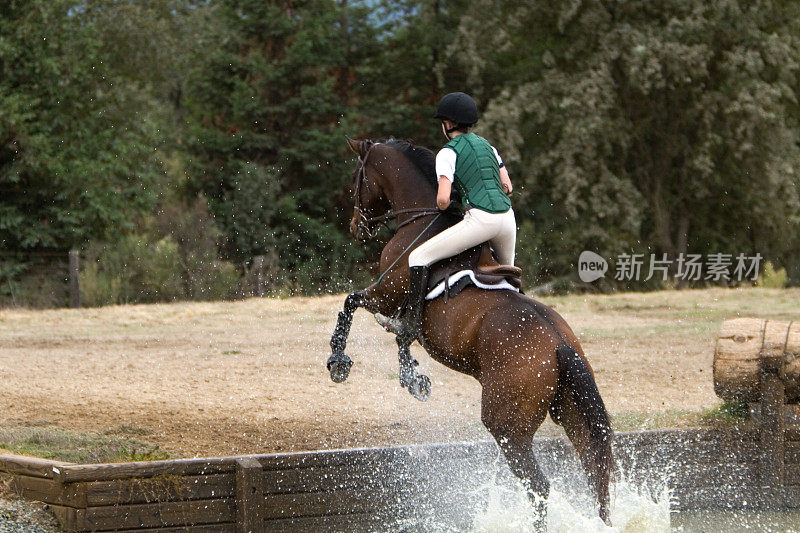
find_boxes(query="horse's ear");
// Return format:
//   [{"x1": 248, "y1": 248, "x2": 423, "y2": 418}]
[{"x1": 346, "y1": 137, "x2": 372, "y2": 157}]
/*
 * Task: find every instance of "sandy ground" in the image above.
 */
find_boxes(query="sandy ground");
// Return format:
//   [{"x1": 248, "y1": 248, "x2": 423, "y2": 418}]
[{"x1": 1, "y1": 287, "x2": 799, "y2": 460}]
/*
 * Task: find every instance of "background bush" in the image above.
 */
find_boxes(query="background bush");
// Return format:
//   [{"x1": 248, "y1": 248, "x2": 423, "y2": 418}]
[{"x1": 2, "y1": 0, "x2": 798, "y2": 307}]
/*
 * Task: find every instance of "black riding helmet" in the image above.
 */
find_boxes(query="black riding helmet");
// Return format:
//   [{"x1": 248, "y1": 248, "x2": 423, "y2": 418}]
[{"x1": 434, "y1": 92, "x2": 478, "y2": 126}]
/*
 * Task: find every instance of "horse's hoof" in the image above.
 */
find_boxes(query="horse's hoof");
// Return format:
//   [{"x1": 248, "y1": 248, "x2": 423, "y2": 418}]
[
  {"x1": 408, "y1": 374, "x2": 431, "y2": 402},
  {"x1": 375, "y1": 313, "x2": 401, "y2": 334},
  {"x1": 327, "y1": 353, "x2": 353, "y2": 383},
  {"x1": 400, "y1": 359, "x2": 419, "y2": 389}
]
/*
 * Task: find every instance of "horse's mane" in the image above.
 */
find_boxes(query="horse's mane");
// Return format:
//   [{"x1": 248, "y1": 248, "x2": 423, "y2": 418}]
[{"x1": 382, "y1": 139, "x2": 438, "y2": 189}]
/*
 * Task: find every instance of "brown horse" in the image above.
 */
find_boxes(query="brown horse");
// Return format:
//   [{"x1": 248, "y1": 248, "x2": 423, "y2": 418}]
[{"x1": 326, "y1": 138, "x2": 615, "y2": 527}]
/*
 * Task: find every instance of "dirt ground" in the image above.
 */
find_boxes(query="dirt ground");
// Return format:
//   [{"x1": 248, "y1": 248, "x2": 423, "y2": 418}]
[{"x1": 1, "y1": 287, "x2": 799, "y2": 460}]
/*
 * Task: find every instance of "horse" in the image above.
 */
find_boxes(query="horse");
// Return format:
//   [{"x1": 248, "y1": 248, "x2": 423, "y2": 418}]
[{"x1": 326, "y1": 137, "x2": 615, "y2": 527}]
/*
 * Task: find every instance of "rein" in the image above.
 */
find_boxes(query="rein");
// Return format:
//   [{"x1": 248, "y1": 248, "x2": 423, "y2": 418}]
[
  {"x1": 352, "y1": 144, "x2": 439, "y2": 238},
  {"x1": 376, "y1": 213, "x2": 441, "y2": 286},
  {"x1": 361, "y1": 207, "x2": 440, "y2": 230},
  {"x1": 351, "y1": 142, "x2": 443, "y2": 284}
]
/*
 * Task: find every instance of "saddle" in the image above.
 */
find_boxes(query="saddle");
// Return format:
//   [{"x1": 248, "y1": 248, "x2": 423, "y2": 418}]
[{"x1": 425, "y1": 243, "x2": 522, "y2": 300}]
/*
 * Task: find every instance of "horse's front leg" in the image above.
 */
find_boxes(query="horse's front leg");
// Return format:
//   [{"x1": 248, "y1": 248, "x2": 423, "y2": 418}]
[
  {"x1": 327, "y1": 290, "x2": 366, "y2": 383},
  {"x1": 396, "y1": 338, "x2": 431, "y2": 402}
]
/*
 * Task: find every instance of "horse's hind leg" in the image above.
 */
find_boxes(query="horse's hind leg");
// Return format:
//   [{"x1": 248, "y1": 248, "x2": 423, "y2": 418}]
[
  {"x1": 396, "y1": 338, "x2": 431, "y2": 402},
  {"x1": 551, "y1": 386, "x2": 614, "y2": 524},
  {"x1": 482, "y1": 385, "x2": 551, "y2": 531},
  {"x1": 550, "y1": 345, "x2": 615, "y2": 524}
]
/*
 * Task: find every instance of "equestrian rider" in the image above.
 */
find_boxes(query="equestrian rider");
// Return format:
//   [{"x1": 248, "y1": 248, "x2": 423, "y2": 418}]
[{"x1": 395, "y1": 92, "x2": 516, "y2": 342}]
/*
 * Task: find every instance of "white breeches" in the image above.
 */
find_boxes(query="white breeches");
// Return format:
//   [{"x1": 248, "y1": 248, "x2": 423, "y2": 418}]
[{"x1": 408, "y1": 208, "x2": 516, "y2": 267}]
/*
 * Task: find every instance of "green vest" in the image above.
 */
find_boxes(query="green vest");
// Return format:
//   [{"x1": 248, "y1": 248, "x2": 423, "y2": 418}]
[{"x1": 445, "y1": 133, "x2": 511, "y2": 214}]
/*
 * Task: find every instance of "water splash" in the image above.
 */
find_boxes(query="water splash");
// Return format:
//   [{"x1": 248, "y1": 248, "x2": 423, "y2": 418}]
[
  {"x1": 388, "y1": 451, "x2": 672, "y2": 533},
  {"x1": 470, "y1": 477, "x2": 670, "y2": 533}
]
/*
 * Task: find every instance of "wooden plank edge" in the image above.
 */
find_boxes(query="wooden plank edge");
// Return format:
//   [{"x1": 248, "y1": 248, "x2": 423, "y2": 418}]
[
  {"x1": 81, "y1": 497, "x2": 235, "y2": 530},
  {"x1": 25, "y1": 427, "x2": 768, "y2": 483},
  {"x1": 95, "y1": 525, "x2": 235, "y2": 533},
  {"x1": 56, "y1": 457, "x2": 239, "y2": 483},
  {"x1": 0, "y1": 453, "x2": 68, "y2": 479},
  {"x1": 85, "y1": 473, "x2": 235, "y2": 507}
]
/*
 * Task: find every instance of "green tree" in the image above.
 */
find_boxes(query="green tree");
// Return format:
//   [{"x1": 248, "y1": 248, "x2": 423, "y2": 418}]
[
  {"x1": 471, "y1": 0, "x2": 800, "y2": 284},
  {"x1": 357, "y1": 0, "x2": 472, "y2": 146},
  {"x1": 183, "y1": 0, "x2": 376, "y2": 291},
  {"x1": 0, "y1": 0, "x2": 166, "y2": 251}
]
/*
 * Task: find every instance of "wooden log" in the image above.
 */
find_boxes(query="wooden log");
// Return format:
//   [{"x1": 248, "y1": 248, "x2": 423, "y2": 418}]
[
  {"x1": 671, "y1": 485, "x2": 797, "y2": 510},
  {"x1": 262, "y1": 513, "x2": 387, "y2": 533},
  {"x1": 786, "y1": 440, "x2": 800, "y2": 464},
  {"x1": 760, "y1": 372, "x2": 786, "y2": 487},
  {"x1": 262, "y1": 462, "x2": 393, "y2": 495},
  {"x1": 669, "y1": 462, "x2": 760, "y2": 488},
  {"x1": 0, "y1": 454, "x2": 66, "y2": 478},
  {"x1": 82, "y1": 498, "x2": 235, "y2": 531},
  {"x1": 785, "y1": 464, "x2": 800, "y2": 485},
  {"x1": 783, "y1": 321, "x2": 800, "y2": 399},
  {"x1": 263, "y1": 488, "x2": 391, "y2": 520},
  {"x1": 84, "y1": 473, "x2": 234, "y2": 506},
  {"x1": 55, "y1": 457, "x2": 238, "y2": 483},
  {"x1": 714, "y1": 318, "x2": 800, "y2": 402},
  {"x1": 235, "y1": 457, "x2": 265, "y2": 533},
  {"x1": 108, "y1": 526, "x2": 235, "y2": 533},
  {"x1": 11, "y1": 475, "x2": 86, "y2": 507},
  {"x1": 48, "y1": 504, "x2": 85, "y2": 532},
  {"x1": 786, "y1": 426, "x2": 800, "y2": 441}
]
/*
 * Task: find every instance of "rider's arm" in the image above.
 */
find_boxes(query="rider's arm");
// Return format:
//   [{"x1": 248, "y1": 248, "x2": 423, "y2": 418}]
[
  {"x1": 500, "y1": 166, "x2": 512, "y2": 196},
  {"x1": 493, "y1": 146, "x2": 512, "y2": 195},
  {"x1": 435, "y1": 148, "x2": 457, "y2": 210},
  {"x1": 437, "y1": 178, "x2": 452, "y2": 210}
]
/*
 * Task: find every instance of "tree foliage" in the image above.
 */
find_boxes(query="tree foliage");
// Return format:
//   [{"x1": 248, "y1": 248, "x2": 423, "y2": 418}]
[
  {"x1": 477, "y1": 0, "x2": 800, "y2": 282},
  {"x1": 0, "y1": 0, "x2": 166, "y2": 250},
  {"x1": 2, "y1": 0, "x2": 799, "y2": 305}
]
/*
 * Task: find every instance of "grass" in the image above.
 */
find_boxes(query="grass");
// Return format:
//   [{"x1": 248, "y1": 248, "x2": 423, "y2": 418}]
[
  {"x1": 0, "y1": 423, "x2": 170, "y2": 463},
  {"x1": 609, "y1": 400, "x2": 752, "y2": 433}
]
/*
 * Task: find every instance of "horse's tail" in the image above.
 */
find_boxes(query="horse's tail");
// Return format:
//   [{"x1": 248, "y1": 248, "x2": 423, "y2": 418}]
[{"x1": 553, "y1": 344, "x2": 615, "y2": 522}]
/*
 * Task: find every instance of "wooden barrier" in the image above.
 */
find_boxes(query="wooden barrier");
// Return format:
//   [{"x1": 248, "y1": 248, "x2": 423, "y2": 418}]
[
  {"x1": 2, "y1": 423, "x2": 799, "y2": 532},
  {"x1": 714, "y1": 317, "x2": 800, "y2": 401}
]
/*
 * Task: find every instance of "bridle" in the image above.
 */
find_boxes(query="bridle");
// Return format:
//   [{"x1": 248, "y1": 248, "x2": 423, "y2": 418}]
[{"x1": 351, "y1": 144, "x2": 440, "y2": 240}]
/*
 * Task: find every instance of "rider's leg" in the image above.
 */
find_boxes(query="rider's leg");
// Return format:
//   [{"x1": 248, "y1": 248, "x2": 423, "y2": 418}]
[
  {"x1": 408, "y1": 209, "x2": 501, "y2": 267},
  {"x1": 395, "y1": 210, "x2": 501, "y2": 342},
  {"x1": 484, "y1": 208, "x2": 516, "y2": 266},
  {"x1": 394, "y1": 263, "x2": 430, "y2": 344}
]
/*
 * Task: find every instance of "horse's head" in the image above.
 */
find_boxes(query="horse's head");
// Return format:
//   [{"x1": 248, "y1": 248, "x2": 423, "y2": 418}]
[{"x1": 346, "y1": 137, "x2": 391, "y2": 242}]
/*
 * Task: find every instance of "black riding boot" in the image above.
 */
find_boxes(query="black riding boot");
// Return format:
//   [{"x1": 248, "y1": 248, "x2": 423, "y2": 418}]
[{"x1": 395, "y1": 266, "x2": 430, "y2": 344}]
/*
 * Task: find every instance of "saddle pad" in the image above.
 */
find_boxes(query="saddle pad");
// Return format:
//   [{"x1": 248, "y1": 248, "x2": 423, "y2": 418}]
[{"x1": 426, "y1": 269, "x2": 519, "y2": 301}]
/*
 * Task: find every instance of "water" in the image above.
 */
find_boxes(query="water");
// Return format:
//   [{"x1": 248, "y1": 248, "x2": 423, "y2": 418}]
[
  {"x1": 672, "y1": 510, "x2": 800, "y2": 532},
  {"x1": 390, "y1": 474, "x2": 800, "y2": 532},
  {"x1": 323, "y1": 436, "x2": 800, "y2": 532},
  {"x1": 387, "y1": 451, "x2": 673, "y2": 532},
  {"x1": 379, "y1": 446, "x2": 800, "y2": 532},
  {"x1": 465, "y1": 477, "x2": 669, "y2": 533}
]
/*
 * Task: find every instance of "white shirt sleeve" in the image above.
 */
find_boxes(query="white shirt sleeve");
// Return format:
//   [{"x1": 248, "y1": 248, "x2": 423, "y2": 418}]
[
  {"x1": 435, "y1": 147, "x2": 457, "y2": 182},
  {"x1": 492, "y1": 146, "x2": 505, "y2": 167}
]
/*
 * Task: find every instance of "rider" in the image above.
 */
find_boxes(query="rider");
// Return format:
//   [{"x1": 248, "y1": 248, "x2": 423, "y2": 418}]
[{"x1": 394, "y1": 91, "x2": 516, "y2": 342}]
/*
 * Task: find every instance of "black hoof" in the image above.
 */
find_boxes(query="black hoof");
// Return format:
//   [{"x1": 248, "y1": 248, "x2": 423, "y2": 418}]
[
  {"x1": 327, "y1": 353, "x2": 353, "y2": 383},
  {"x1": 398, "y1": 359, "x2": 419, "y2": 389},
  {"x1": 408, "y1": 374, "x2": 431, "y2": 402}
]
